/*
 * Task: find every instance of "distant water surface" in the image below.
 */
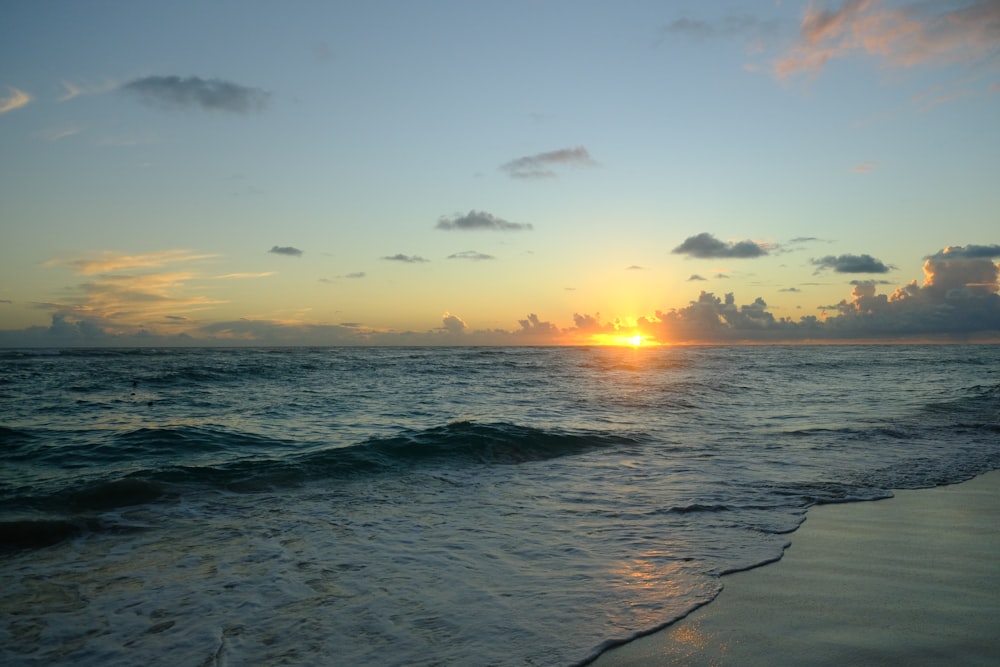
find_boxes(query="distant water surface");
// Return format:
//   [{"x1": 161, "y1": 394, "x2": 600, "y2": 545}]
[{"x1": 1, "y1": 345, "x2": 997, "y2": 665}]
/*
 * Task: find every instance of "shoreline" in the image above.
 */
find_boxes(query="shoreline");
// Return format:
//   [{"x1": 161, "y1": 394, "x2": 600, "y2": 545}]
[{"x1": 591, "y1": 469, "x2": 1000, "y2": 666}]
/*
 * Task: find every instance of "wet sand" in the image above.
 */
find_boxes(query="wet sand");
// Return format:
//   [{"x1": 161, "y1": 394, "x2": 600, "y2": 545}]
[{"x1": 592, "y1": 469, "x2": 1000, "y2": 666}]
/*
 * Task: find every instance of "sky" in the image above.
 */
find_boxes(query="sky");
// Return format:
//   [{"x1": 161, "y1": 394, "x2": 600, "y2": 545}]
[{"x1": 1, "y1": 0, "x2": 998, "y2": 346}]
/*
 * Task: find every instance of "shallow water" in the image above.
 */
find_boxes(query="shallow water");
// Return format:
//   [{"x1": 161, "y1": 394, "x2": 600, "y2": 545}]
[{"x1": 1, "y1": 345, "x2": 998, "y2": 665}]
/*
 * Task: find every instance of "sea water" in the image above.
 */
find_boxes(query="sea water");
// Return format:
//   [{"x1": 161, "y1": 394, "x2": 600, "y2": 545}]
[{"x1": 1, "y1": 345, "x2": 997, "y2": 665}]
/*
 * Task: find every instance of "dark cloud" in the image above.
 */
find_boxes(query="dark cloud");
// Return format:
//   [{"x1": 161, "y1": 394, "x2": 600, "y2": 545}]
[
  {"x1": 779, "y1": 287, "x2": 802, "y2": 293},
  {"x1": 436, "y1": 210, "x2": 532, "y2": 232},
  {"x1": 849, "y1": 279, "x2": 893, "y2": 286},
  {"x1": 688, "y1": 274, "x2": 707, "y2": 282},
  {"x1": 626, "y1": 265, "x2": 645, "y2": 271},
  {"x1": 927, "y1": 244, "x2": 1000, "y2": 260},
  {"x1": 382, "y1": 254, "x2": 429, "y2": 263},
  {"x1": 344, "y1": 271, "x2": 366, "y2": 279},
  {"x1": 269, "y1": 245, "x2": 303, "y2": 257},
  {"x1": 641, "y1": 246, "x2": 1000, "y2": 342},
  {"x1": 447, "y1": 250, "x2": 495, "y2": 261},
  {"x1": 121, "y1": 75, "x2": 270, "y2": 113},
  {"x1": 672, "y1": 232, "x2": 770, "y2": 259},
  {"x1": 811, "y1": 254, "x2": 893, "y2": 273},
  {"x1": 715, "y1": 273, "x2": 731, "y2": 279},
  {"x1": 500, "y1": 146, "x2": 596, "y2": 179}
]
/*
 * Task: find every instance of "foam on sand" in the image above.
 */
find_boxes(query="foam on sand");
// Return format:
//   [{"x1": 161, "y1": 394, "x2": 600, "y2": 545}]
[{"x1": 592, "y1": 469, "x2": 1000, "y2": 666}]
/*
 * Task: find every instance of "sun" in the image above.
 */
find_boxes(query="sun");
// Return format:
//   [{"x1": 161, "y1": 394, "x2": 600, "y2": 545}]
[{"x1": 629, "y1": 334, "x2": 643, "y2": 347}]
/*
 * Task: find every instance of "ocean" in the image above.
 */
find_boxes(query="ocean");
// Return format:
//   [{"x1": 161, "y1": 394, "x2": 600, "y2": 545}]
[{"x1": 1, "y1": 345, "x2": 998, "y2": 666}]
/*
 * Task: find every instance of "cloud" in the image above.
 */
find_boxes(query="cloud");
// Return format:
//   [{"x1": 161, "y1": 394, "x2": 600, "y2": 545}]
[
  {"x1": 500, "y1": 146, "x2": 597, "y2": 179},
  {"x1": 441, "y1": 312, "x2": 467, "y2": 334},
  {"x1": 642, "y1": 244, "x2": 1000, "y2": 342},
  {"x1": 516, "y1": 313, "x2": 562, "y2": 339},
  {"x1": 436, "y1": 210, "x2": 532, "y2": 232},
  {"x1": 32, "y1": 250, "x2": 229, "y2": 341},
  {"x1": 927, "y1": 244, "x2": 1000, "y2": 260},
  {"x1": 120, "y1": 75, "x2": 270, "y2": 113},
  {"x1": 626, "y1": 265, "x2": 645, "y2": 271},
  {"x1": 777, "y1": 0, "x2": 1000, "y2": 79},
  {"x1": 382, "y1": 254, "x2": 429, "y2": 263},
  {"x1": 688, "y1": 274, "x2": 708, "y2": 281},
  {"x1": 672, "y1": 232, "x2": 770, "y2": 258},
  {"x1": 0, "y1": 87, "x2": 33, "y2": 114},
  {"x1": 447, "y1": 250, "x2": 495, "y2": 261},
  {"x1": 344, "y1": 271, "x2": 366, "y2": 279},
  {"x1": 46, "y1": 249, "x2": 216, "y2": 275},
  {"x1": 852, "y1": 160, "x2": 878, "y2": 173},
  {"x1": 37, "y1": 126, "x2": 82, "y2": 142},
  {"x1": 661, "y1": 15, "x2": 779, "y2": 40},
  {"x1": 216, "y1": 272, "x2": 275, "y2": 279},
  {"x1": 59, "y1": 79, "x2": 118, "y2": 102},
  {"x1": 811, "y1": 253, "x2": 893, "y2": 273},
  {"x1": 269, "y1": 245, "x2": 303, "y2": 257},
  {"x1": 780, "y1": 287, "x2": 802, "y2": 292},
  {"x1": 849, "y1": 278, "x2": 893, "y2": 285}
]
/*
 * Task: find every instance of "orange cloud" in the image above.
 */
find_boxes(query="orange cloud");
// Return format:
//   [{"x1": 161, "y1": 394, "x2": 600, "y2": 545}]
[
  {"x1": 0, "y1": 87, "x2": 32, "y2": 113},
  {"x1": 40, "y1": 250, "x2": 223, "y2": 333},
  {"x1": 777, "y1": 0, "x2": 1000, "y2": 78},
  {"x1": 47, "y1": 249, "x2": 217, "y2": 275}
]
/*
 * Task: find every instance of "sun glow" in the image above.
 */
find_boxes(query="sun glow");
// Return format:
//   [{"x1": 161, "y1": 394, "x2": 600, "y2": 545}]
[{"x1": 587, "y1": 332, "x2": 658, "y2": 347}]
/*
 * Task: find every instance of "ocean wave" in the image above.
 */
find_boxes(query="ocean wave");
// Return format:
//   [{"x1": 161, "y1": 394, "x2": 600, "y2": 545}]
[{"x1": 4, "y1": 421, "x2": 643, "y2": 523}]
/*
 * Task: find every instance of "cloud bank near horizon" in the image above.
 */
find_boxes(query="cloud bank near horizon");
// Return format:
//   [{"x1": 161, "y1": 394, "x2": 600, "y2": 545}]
[{"x1": 5, "y1": 244, "x2": 997, "y2": 347}]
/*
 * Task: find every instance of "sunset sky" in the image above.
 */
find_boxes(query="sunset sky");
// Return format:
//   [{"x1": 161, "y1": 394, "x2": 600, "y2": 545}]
[{"x1": 2, "y1": 0, "x2": 998, "y2": 346}]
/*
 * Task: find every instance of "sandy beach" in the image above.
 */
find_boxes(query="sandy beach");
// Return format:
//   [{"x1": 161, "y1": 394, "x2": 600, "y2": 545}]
[{"x1": 591, "y1": 469, "x2": 1000, "y2": 666}]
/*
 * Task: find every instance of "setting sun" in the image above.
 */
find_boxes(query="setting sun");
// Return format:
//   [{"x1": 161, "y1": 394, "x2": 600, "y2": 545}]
[{"x1": 630, "y1": 335, "x2": 643, "y2": 347}]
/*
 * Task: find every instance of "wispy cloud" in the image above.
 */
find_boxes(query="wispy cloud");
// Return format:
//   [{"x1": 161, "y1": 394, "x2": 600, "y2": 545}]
[
  {"x1": 37, "y1": 126, "x2": 81, "y2": 141},
  {"x1": 672, "y1": 232, "x2": 771, "y2": 259},
  {"x1": 269, "y1": 245, "x2": 303, "y2": 257},
  {"x1": 46, "y1": 249, "x2": 216, "y2": 275},
  {"x1": 0, "y1": 87, "x2": 32, "y2": 114},
  {"x1": 37, "y1": 249, "x2": 225, "y2": 335},
  {"x1": 437, "y1": 210, "x2": 533, "y2": 232},
  {"x1": 661, "y1": 14, "x2": 779, "y2": 41},
  {"x1": 382, "y1": 254, "x2": 429, "y2": 263},
  {"x1": 447, "y1": 250, "x2": 495, "y2": 261},
  {"x1": 216, "y1": 272, "x2": 275, "y2": 279},
  {"x1": 777, "y1": 0, "x2": 1000, "y2": 79},
  {"x1": 500, "y1": 146, "x2": 597, "y2": 179},
  {"x1": 120, "y1": 75, "x2": 271, "y2": 113},
  {"x1": 59, "y1": 79, "x2": 118, "y2": 102},
  {"x1": 811, "y1": 253, "x2": 894, "y2": 273},
  {"x1": 851, "y1": 160, "x2": 878, "y2": 173}
]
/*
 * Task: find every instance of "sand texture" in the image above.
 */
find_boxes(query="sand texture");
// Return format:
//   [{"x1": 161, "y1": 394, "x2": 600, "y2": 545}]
[{"x1": 593, "y1": 470, "x2": 1000, "y2": 666}]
